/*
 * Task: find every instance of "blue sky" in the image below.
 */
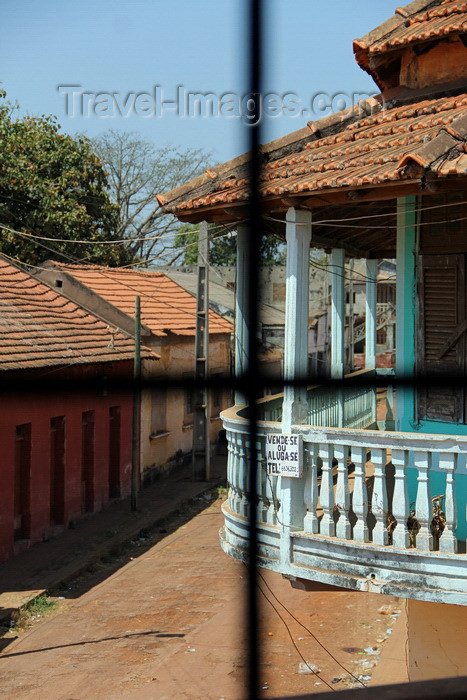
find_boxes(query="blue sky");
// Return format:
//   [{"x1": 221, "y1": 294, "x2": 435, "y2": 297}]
[{"x1": 2, "y1": 0, "x2": 397, "y2": 164}]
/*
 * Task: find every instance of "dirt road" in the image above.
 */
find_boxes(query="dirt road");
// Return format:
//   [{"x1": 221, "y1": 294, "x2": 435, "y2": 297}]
[{"x1": 0, "y1": 497, "x2": 402, "y2": 699}]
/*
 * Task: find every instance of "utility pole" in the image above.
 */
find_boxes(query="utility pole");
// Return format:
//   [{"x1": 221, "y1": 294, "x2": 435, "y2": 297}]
[
  {"x1": 131, "y1": 296, "x2": 141, "y2": 510},
  {"x1": 192, "y1": 221, "x2": 210, "y2": 480}
]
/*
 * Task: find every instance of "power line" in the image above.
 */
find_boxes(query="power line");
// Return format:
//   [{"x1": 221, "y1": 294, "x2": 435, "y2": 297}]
[
  {"x1": 255, "y1": 566, "x2": 367, "y2": 688},
  {"x1": 263, "y1": 197, "x2": 467, "y2": 227},
  {"x1": 251, "y1": 564, "x2": 335, "y2": 692}
]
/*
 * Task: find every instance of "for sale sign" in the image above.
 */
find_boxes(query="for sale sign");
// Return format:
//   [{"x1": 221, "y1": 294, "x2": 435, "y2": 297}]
[{"x1": 266, "y1": 433, "x2": 303, "y2": 477}]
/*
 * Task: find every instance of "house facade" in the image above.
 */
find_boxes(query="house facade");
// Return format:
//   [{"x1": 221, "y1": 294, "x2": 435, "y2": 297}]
[
  {"x1": 0, "y1": 257, "x2": 158, "y2": 563},
  {"x1": 35, "y1": 262, "x2": 233, "y2": 479},
  {"x1": 165, "y1": 262, "x2": 395, "y2": 379},
  {"x1": 159, "y1": 0, "x2": 467, "y2": 682}
]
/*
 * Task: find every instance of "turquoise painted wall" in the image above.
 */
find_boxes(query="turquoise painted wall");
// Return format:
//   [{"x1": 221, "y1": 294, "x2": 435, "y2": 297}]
[{"x1": 396, "y1": 196, "x2": 467, "y2": 541}]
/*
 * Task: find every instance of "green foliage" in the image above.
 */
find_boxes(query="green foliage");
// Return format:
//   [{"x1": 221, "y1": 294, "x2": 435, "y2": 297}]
[
  {"x1": 173, "y1": 223, "x2": 286, "y2": 266},
  {"x1": 173, "y1": 225, "x2": 200, "y2": 265},
  {"x1": 11, "y1": 594, "x2": 58, "y2": 631},
  {"x1": 0, "y1": 93, "x2": 134, "y2": 266}
]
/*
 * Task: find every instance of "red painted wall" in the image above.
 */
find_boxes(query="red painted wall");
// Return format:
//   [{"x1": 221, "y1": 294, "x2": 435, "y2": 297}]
[{"x1": 0, "y1": 371, "x2": 133, "y2": 564}]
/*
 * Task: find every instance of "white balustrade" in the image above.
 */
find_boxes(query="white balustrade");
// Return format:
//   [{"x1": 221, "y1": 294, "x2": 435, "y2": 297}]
[
  {"x1": 352, "y1": 446, "x2": 370, "y2": 543},
  {"x1": 439, "y1": 452, "x2": 458, "y2": 554},
  {"x1": 372, "y1": 447, "x2": 389, "y2": 546},
  {"x1": 391, "y1": 448, "x2": 410, "y2": 549},
  {"x1": 414, "y1": 451, "x2": 433, "y2": 551},
  {"x1": 318, "y1": 443, "x2": 336, "y2": 537},
  {"x1": 335, "y1": 443, "x2": 351, "y2": 539},
  {"x1": 304, "y1": 443, "x2": 319, "y2": 534},
  {"x1": 223, "y1": 400, "x2": 466, "y2": 555}
]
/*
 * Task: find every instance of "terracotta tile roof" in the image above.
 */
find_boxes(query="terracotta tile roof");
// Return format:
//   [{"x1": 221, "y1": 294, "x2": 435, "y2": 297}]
[
  {"x1": 355, "y1": 1, "x2": 467, "y2": 57},
  {"x1": 353, "y1": 0, "x2": 467, "y2": 87},
  {"x1": 0, "y1": 258, "x2": 157, "y2": 372},
  {"x1": 44, "y1": 263, "x2": 232, "y2": 337},
  {"x1": 160, "y1": 93, "x2": 467, "y2": 218}
]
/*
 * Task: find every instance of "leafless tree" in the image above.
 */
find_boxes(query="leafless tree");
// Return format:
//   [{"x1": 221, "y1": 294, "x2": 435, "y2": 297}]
[{"x1": 92, "y1": 130, "x2": 211, "y2": 263}]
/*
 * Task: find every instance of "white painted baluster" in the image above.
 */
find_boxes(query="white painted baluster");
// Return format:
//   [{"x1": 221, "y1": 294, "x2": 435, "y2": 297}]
[
  {"x1": 414, "y1": 451, "x2": 433, "y2": 551},
  {"x1": 319, "y1": 443, "x2": 336, "y2": 537},
  {"x1": 439, "y1": 452, "x2": 458, "y2": 554},
  {"x1": 352, "y1": 446, "x2": 369, "y2": 543},
  {"x1": 304, "y1": 443, "x2": 319, "y2": 534},
  {"x1": 227, "y1": 429, "x2": 239, "y2": 513},
  {"x1": 238, "y1": 434, "x2": 249, "y2": 518},
  {"x1": 372, "y1": 447, "x2": 389, "y2": 545},
  {"x1": 392, "y1": 448, "x2": 410, "y2": 549},
  {"x1": 335, "y1": 444, "x2": 351, "y2": 539},
  {"x1": 264, "y1": 461, "x2": 277, "y2": 525}
]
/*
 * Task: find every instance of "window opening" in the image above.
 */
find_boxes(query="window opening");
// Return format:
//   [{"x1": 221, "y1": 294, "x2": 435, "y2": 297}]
[
  {"x1": 50, "y1": 416, "x2": 66, "y2": 526},
  {"x1": 14, "y1": 423, "x2": 31, "y2": 541}
]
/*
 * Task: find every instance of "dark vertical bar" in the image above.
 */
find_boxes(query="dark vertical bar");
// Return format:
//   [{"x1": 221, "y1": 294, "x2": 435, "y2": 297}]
[
  {"x1": 81, "y1": 410, "x2": 95, "y2": 513},
  {"x1": 131, "y1": 295, "x2": 141, "y2": 512},
  {"x1": 193, "y1": 220, "x2": 210, "y2": 480},
  {"x1": 246, "y1": 0, "x2": 263, "y2": 697},
  {"x1": 109, "y1": 406, "x2": 121, "y2": 499}
]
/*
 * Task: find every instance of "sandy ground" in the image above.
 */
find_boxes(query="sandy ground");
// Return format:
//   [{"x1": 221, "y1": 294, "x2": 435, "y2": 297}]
[{"x1": 0, "y1": 497, "x2": 402, "y2": 700}]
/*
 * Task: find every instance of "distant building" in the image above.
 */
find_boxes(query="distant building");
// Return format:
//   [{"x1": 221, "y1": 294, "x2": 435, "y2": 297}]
[
  {"x1": 0, "y1": 256, "x2": 158, "y2": 563},
  {"x1": 163, "y1": 263, "x2": 395, "y2": 377},
  {"x1": 35, "y1": 262, "x2": 233, "y2": 480}
]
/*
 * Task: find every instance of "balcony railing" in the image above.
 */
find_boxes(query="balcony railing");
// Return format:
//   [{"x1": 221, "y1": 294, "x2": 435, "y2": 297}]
[
  {"x1": 221, "y1": 381, "x2": 467, "y2": 606},
  {"x1": 261, "y1": 370, "x2": 378, "y2": 430}
]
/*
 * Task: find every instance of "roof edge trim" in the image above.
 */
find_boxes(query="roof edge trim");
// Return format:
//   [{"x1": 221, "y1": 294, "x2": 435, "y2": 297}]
[{"x1": 353, "y1": 0, "x2": 439, "y2": 51}]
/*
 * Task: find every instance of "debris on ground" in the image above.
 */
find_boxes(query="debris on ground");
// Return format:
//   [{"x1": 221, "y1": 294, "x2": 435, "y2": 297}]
[{"x1": 298, "y1": 662, "x2": 321, "y2": 674}]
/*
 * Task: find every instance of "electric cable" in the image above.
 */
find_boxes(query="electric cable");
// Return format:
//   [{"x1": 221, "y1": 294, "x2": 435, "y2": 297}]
[
  {"x1": 254, "y1": 565, "x2": 367, "y2": 688},
  {"x1": 249, "y1": 562, "x2": 336, "y2": 692}
]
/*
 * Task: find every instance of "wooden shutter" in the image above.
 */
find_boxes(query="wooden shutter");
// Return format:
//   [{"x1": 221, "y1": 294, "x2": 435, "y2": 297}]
[{"x1": 418, "y1": 254, "x2": 465, "y2": 422}]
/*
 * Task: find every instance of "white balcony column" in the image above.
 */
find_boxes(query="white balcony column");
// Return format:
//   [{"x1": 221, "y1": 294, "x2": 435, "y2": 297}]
[
  {"x1": 282, "y1": 207, "x2": 312, "y2": 432},
  {"x1": 331, "y1": 248, "x2": 345, "y2": 428},
  {"x1": 331, "y1": 248, "x2": 345, "y2": 381},
  {"x1": 365, "y1": 259, "x2": 377, "y2": 370},
  {"x1": 280, "y1": 207, "x2": 311, "y2": 569},
  {"x1": 235, "y1": 224, "x2": 249, "y2": 405}
]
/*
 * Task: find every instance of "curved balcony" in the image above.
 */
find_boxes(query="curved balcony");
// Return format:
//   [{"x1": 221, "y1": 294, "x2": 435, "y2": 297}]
[{"x1": 220, "y1": 382, "x2": 467, "y2": 606}]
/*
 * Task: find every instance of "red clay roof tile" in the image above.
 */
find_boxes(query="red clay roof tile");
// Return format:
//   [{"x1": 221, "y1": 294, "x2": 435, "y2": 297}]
[
  {"x1": 353, "y1": 1, "x2": 467, "y2": 88},
  {"x1": 367, "y1": 1, "x2": 467, "y2": 55},
  {"x1": 0, "y1": 258, "x2": 157, "y2": 371},
  {"x1": 160, "y1": 93, "x2": 467, "y2": 218},
  {"x1": 45, "y1": 263, "x2": 232, "y2": 337}
]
